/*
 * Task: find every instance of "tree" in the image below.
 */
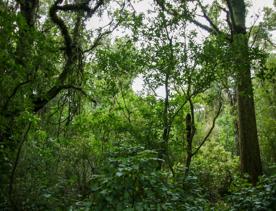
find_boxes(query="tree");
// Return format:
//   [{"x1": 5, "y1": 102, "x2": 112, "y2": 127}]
[
  {"x1": 134, "y1": 5, "x2": 223, "y2": 177},
  {"x1": 0, "y1": 0, "x2": 275, "y2": 210},
  {"x1": 155, "y1": 0, "x2": 262, "y2": 185},
  {"x1": 0, "y1": 0, "x2": 123, "y2": 208},
  {"x1": 229, "y1": 0, "x2": 262, "y2": 185},
  {"x1": 250, "y1": 1, "x2": 276, "y2": 167}
]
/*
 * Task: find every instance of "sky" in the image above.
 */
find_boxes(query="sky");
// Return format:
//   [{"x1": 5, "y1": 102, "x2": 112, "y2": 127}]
[
  {"x1": 87, "y1": 0, "x2": 274, "y2": 42},
  {"x1": 131, "y1": 0, "x2": 274, "y2": 97},
  {"x1": 87, "y1": 0, "x2": 274, "y2": 97},
  {"x1": 131, "y1": 0, "x2": 274, "y2": 19}
]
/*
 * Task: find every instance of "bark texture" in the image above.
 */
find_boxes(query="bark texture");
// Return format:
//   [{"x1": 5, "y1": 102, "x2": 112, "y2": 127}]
[
  {"x1": 229, "y1": 0, "x2": 262, "y2": 184},
  {"x1": 185, "y1": 112, "x2": 194, "y2": 176}
]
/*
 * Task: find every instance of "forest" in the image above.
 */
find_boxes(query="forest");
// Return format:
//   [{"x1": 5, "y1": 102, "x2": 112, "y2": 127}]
[{"x1": 0, "y1": 0, "x2": 276, "y2": 210}]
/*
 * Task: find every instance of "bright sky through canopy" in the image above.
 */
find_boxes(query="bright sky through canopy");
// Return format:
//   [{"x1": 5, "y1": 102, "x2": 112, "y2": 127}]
[{"x1": 130, "y1": 0, "x2": 274, "y2": 97}]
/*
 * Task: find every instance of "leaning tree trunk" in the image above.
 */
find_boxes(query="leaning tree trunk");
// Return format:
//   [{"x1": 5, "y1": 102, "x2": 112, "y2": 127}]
[{"x1": 230, "y1": 0, "x2": 262, "y2": 185}]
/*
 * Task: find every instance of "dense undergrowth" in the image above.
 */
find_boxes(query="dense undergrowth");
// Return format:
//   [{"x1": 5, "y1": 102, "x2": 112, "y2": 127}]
[
  {"x1": 1, "y1": 0, "x2": 276, "y2": 210},
  {"x1": 1, "y1": 135, "x2": 275, "y2": 210}
]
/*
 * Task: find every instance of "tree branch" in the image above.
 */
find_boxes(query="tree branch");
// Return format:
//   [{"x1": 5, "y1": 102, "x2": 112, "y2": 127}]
[
  {"x1": 33, "y1": 85, "x2": 94, "y2": 112},
  {"x1": 55, "y1": 3, "x2": 90, "y2": 12},
  {"x1": 2, "y1": 80, "x2": 31, "y2": 111},
  {"x1": 84, "y1": 1, "x2": 125, "y2": 53},
  {"x1": 34, "y1": 0, "x2": 103, "y2": 112},
  {"x1": 155, "y1": 0, "x2": 229, "y2": 38},
  {"x1": 217, "y1": 3, "x2": 233, "y2": 38},
  {"x1": 226, "y1": 0, "x2": 235, "y2": 33},
  {"x1": 49, "y1": 0, "x2": 73, "y2": 59},
  {"x1": 83, "y1": 21, "x2": 120, "y2": 53},
  {"x1": 196, "y1": 0, "x2": 222, "y2": 35},
  {"x1": 192, "y1": 99, "x2": 222, "y2": 156},
  {"x1": 189, "y1": 19, "x2": 215, "y2": 33},
  {"x1": 169, "y1": 100, "x2": 187, "y2": 125},
  {"x1": 87, "y1": 0, "x2": 104, "y2": 17},
  {"x1": 9, "y1": 122, "x2": 32, "y2": 210},
  {"x1": 54, "y1": 0, "x2": 103, "y2": 17}
]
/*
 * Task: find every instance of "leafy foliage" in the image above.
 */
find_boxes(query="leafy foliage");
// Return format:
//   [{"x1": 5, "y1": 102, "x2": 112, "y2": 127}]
[
  {"x1": 227, "y1": 175, "x2": 276, "y2": 210},
  {"x1": 0, "y1": 0, "x2": 275, "y2": 210}
]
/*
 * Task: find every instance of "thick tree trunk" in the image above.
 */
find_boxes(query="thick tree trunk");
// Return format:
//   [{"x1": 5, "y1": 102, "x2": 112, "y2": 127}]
[
  {"x1": 236, "y1": 59, "x2": 262, "y2": 184},
  {"x1": 227, "y1": 89, "x2": 240, "y2": 155},
  {"x1": 230, "y1": 0, "x2": 262, "y2": 184},
  {"x1": 236, "y1": 54, "x2": 262, "y2": 184},
  {"x1": 15, "y1": 0, "x2": 38, "y2": 67}
]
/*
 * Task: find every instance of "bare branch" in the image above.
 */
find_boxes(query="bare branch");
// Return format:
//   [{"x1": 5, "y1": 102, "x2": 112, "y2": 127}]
[
  {"x1": 248, "y1": 14, "x2": 260, "y2": 39},
  {"x1": 33, "y1": 84, "x2": 95, "y2": 112},
  {"x1": 87, "y1": 0, "x2": 104, "y2": 17},
  {"x1": 217, "y1": 3, "x2": 233, "y2": 38},
  {"x1": 55, "y1": 3, "x2": 90, "y2": 12},
  {"x1": 83, "y1": 21, "x2": 120, "y2": 53},
  {"x1": 169, "y1": 100, "x2": 188, "y2": 125},
  {"x1": 196, "y1": 0, "x2": 222, "y2": 35},
  {"x1": 226, "y1": 0, "x2": 235, "y2": 33},
  {"x1": 84, "y1": 1, "x2": 125, "y2": 53},
  {"x1": 155, "y1": 0, "x2": 229, "y2": 38},
  {"x1": 189, "y1": 18, "x2": 215, "y2": 33},
  {"x1": 54, "y1": 0, "x2": 104, "y2": 17},
  {"x1": 144, "y1": 77, "x2": 159, "y2": 97},
  {"x1": 2, "y1": 80, "x2": 31, "y2": 111},
  {"x1": 192, "y1": 99, "x2": 222, "y2": 156},
  {"x1": 249, "y1": 26, "x2": 261, "y2": 49}
]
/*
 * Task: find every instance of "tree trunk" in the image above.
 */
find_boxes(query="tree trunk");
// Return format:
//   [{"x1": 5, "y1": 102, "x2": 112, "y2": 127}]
[
  {"x1": 236, "y1": 54, "x2": 262, "y2": 184},
  {"x1": 233, "y1": 119, "x2": 239, "y2": 156},
  {"x1": 268, "y1": 83, "x2": 276, "y2": 163},
  {"x1": 184, "y1": 96, "x2": 196, "y2": 176},
  {"x1": 230, "y1": 0, "x2": 262, "y2": 184},
  {"x1": 15, "y1": 0, "x2": 38, "y2": 68},
  {"x1": 185, "y1": 113, "x2": 193, "y2": 176},
  {"x1": 157, "y1": 72, "x2": 170, "y2": 170},
  {"x1": 227, "y1": 88, "x2": 240, "y2": 155}
]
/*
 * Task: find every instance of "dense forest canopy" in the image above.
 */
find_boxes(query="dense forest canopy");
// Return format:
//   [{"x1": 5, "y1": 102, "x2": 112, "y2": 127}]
[{"x1": 0, "y1": 0, "x2": 276, "y2": 210}]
